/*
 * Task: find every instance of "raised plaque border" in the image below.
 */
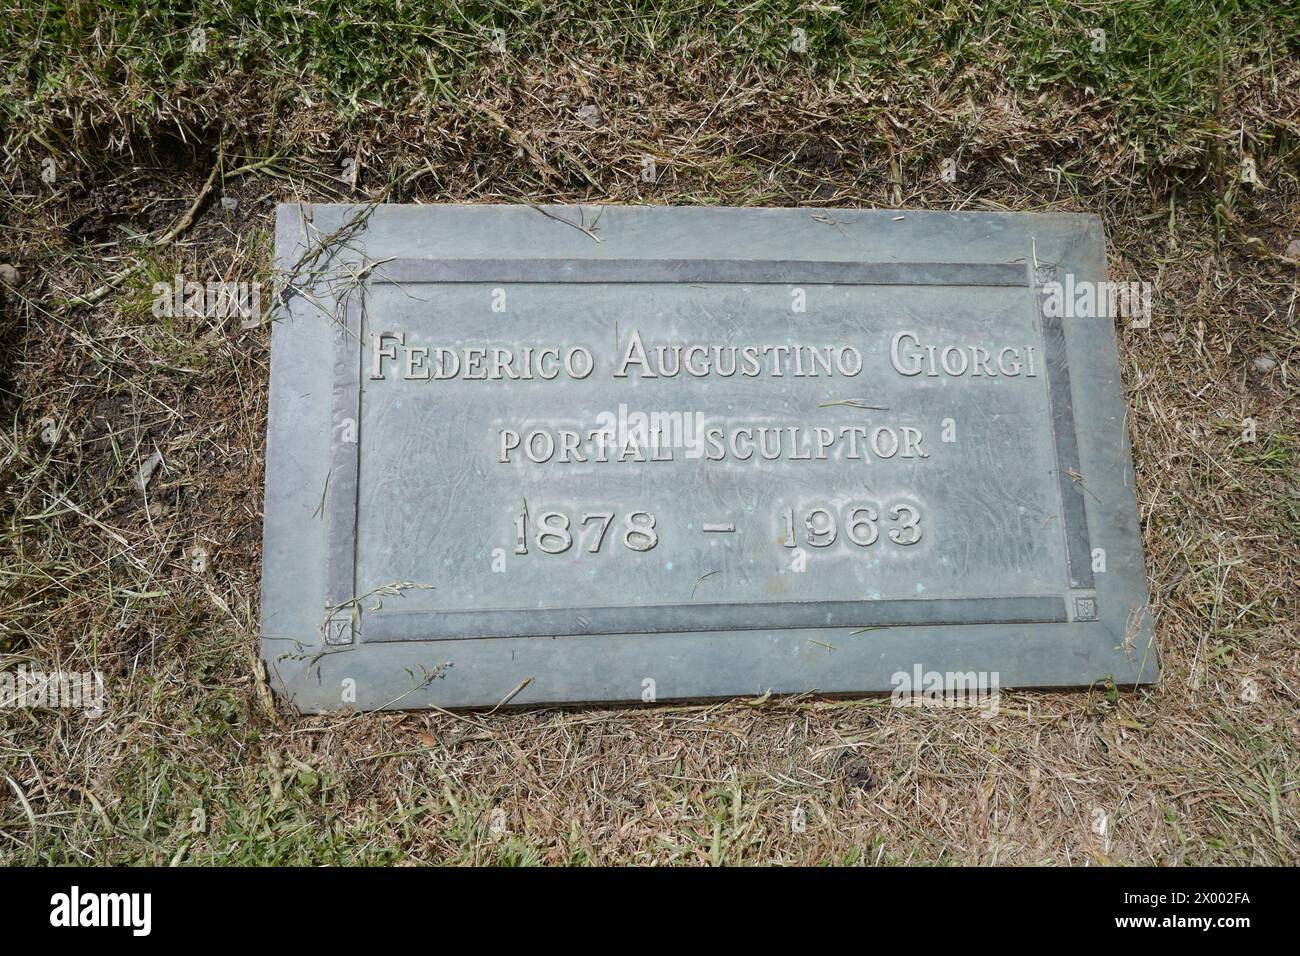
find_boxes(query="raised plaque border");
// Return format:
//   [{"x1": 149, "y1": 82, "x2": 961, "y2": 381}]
[{"x1": 321, "y1": 256, "x2": 1095, "y2": 645}]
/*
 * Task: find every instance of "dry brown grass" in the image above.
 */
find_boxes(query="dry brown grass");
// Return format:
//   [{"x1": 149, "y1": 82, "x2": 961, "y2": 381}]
[{"x1": 0, "y1": 15, "x2": 1297, "y2": 864}]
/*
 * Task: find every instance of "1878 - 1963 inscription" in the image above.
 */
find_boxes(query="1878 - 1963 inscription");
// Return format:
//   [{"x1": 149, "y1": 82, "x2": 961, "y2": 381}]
[{"x1": 261, "y1": 205, "x2": 1156, "y2": 712}]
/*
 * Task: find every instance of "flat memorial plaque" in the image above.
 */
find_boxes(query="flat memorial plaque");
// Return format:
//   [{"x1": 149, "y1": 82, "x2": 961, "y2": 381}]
[{"x1": 262, "y1": 204, "x2": 1156, "y2": 712}]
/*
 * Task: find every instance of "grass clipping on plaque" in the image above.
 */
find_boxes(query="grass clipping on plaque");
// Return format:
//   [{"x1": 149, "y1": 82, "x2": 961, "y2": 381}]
[{"x1": 0, "y1": 1, "x2": 1297, "y2": 864}]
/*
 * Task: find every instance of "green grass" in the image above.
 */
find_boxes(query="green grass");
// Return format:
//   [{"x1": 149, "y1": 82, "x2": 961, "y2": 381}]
[{"x1": 3, "y1": 1, "x2": 1296, "y2": 172}]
